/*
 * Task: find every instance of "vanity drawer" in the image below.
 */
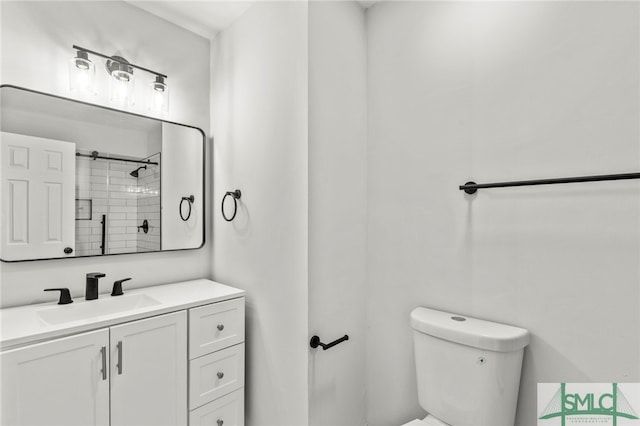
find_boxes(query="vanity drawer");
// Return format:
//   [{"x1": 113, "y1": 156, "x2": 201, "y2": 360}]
[
  {"x1": 189, "y1": 298, "x2": 245, "y2": 359},
  {"x1": 189, "y1": 343, "x2": 244, "y2": 409},
  {"x1": 189, "y1": 388, "x2": 244, "y2": 426}
]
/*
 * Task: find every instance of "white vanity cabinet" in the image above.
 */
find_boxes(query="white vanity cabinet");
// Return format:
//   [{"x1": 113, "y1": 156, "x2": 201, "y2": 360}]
[
  {"x1": 0, "y1": 280, "x2": 246, "y2": 426},
  {"x1": 0, "y1": 328, "x2": 110, "y2": 425},
  {"x1": 0, "y1": 311, "x2": 186, "y2": 426}
]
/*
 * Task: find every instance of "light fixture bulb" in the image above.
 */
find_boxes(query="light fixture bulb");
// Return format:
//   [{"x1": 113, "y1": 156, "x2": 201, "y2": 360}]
[
  {"x1": 148, "y1": 75, "x2": 169, "y2": 114},
  {"x1": 113, "y1": 69, "x2": 132, "y2": 82},
  {"x1": 68, "y1": 50, "x2": 95, "y2": 95},
  {"x1": 109, "y1": 61, "x2": 135, "y2": 107},
  {"x1": 153, "y1": 76, "x2": 166, "y2": 92},
  {"x1": 75, "y1": 60, "x2": 90, "y2": 70},
  {"x1": 74, "y1": 50, "x2": 90, "y2": 69}
]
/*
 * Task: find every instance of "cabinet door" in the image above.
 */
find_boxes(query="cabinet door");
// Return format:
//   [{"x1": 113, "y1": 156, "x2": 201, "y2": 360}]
[
  {"x1": 110, "y1": 311, "x2": 187, "y2": 426},
  {"x1": 0, "y1": 329, "x2": 109, "y2": 426}
]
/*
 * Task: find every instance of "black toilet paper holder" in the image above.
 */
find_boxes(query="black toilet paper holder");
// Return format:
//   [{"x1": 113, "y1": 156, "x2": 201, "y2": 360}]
[{"x1": 310, "y1": 334, "x2": 349, "y2": 351}]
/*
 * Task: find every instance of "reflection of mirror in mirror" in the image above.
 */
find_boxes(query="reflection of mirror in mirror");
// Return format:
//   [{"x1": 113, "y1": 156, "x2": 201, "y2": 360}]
[{"x1": 0, "y1": 86, "x2": 204, "y2": 262}]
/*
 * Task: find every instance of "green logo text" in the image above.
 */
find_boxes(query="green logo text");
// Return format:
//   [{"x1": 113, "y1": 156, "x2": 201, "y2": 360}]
[{"x1": 539, "y1": 383, "x2": 639, "y2": 425}]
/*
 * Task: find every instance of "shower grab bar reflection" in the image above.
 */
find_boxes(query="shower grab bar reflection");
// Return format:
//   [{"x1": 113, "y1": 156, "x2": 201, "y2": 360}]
[
  {"x1": 76, "y1": 151, "x2": 158, "y2": 165},
  {"x1": 100, "y1": 215, "x2": 106, "y2": 255},
  {"x1": 459, "y1": 172, "x2": 640, "y2": 194}
]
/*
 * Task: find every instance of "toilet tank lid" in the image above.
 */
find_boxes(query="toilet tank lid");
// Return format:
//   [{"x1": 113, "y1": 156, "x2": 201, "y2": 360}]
[{"x1": 410, "y1": 307, "x2": 530, "y2": 352}]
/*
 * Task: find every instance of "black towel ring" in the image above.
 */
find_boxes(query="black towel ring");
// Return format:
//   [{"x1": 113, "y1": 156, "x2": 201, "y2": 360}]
[
  {"x1": 180, "y1": 195, "x2": 195, "y2": 221},
  {"x1": 222, "y1": 190, "x2": 241, "y2": 222}
]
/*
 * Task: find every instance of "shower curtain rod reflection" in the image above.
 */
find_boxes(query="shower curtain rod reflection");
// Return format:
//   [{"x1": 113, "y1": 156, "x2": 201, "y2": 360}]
[{"x1": 76, "y1": 151, "x2": 158, "y2": 165}]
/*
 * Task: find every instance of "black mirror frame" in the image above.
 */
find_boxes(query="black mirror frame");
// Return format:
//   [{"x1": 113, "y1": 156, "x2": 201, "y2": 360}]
[{"x1": 0, "y1": 84, "x2": 206, "y2": 262}]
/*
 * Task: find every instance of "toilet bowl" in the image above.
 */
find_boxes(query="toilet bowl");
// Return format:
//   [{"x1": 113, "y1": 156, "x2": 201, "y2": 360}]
[{"x1": 403, "y1": 414, "x2": 449, "y2": 425}]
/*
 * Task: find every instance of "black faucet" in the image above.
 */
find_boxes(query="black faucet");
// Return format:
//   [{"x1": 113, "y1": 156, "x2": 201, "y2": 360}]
[
  {"x1": 111, "y1": 278, "x2": 132, "y2": 296},
  {"x1": 86, "y1": 272, "x2": 106, "y2": 300},
  {"x1": 44, "y1": 288, "x2": 73, "y2": 305}
]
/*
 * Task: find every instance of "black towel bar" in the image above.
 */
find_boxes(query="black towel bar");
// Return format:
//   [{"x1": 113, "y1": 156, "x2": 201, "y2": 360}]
[{"x1": 460, "y1": 172, "x2": 640, "y2": 194}]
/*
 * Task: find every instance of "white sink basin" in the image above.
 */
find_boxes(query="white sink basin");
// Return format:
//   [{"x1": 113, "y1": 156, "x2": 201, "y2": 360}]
[{"x1": 37, "y1": 294, "x2": 161, "y2": 325}]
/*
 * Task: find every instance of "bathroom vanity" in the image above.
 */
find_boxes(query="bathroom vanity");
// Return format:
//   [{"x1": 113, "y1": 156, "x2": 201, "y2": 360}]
[{"x1": 0, "y1": 279, "x2": 245, "y2": 426}]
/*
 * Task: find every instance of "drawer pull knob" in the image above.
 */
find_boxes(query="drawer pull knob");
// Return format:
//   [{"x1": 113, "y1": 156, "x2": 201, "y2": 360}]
[
  {"x1": 217, "y1": 324, "x2": 225, "y2": 331},
  {"x1": 217, "y1": 420, "x2": 224, "y2": 426},
  {"x1": 217, "y1": 371, "x2": 224, "y2": 379}
]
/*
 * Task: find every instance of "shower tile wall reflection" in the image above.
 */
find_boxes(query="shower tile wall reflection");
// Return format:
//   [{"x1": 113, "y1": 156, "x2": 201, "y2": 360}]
[
  {"x1": 75, "y1": 152, "x2": 161, "y2": 256},
  {"x1": 107, "y1": 160, "x2": 140, "y2": 254}
]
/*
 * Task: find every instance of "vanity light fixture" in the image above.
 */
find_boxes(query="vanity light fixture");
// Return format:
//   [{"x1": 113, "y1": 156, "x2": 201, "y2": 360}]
[{"x1": 69, "y1": 45, "x2": 169, "y2": 113}]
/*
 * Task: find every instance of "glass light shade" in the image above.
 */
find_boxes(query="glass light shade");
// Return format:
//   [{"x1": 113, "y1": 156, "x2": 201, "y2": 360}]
[
  {"x1": 68, "y1": 52, "x2": 95, "y2": 95},
  {"x1": 109, "y1": 64, "x2": 135, "y2": 107},
  {"x1": 148, "y1": 76, "x2": 169, "y2": 114}
]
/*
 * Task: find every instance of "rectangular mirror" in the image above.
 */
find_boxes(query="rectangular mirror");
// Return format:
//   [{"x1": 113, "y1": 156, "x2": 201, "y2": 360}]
[{"x1": 0, "y1": 85, "x2": 204, "y2": 262}]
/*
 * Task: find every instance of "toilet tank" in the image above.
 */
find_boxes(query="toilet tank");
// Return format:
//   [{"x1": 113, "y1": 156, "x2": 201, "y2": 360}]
[{"x1": 410, "y1": 307, "x2": 530, "y2": 426}]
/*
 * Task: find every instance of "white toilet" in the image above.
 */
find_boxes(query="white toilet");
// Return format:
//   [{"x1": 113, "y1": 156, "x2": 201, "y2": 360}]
[{"x1": 405, "y1": 307, "x2": 530, "y2": 426}]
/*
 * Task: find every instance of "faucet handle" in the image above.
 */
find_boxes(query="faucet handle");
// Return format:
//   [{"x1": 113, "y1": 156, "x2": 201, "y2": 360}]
[
  {"x1": 87, "y1": 272, "x2": 106, "y2": 279},
  {"x1": 111, "y1": 278, "x2": 132, "y2": 296},
  {"x1": 44, "y1": 288, "x2": 73, "y2": 305}
]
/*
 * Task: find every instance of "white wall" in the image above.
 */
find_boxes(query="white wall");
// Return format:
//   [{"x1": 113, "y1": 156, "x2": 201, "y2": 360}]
[
  {"x1": 366, "y1": 2, "x2": 640, "y2": 425},
  {"x1": 210, "y1": 2, "x2": 309, "y2": 425},
  {"x1": 0, "y1": 1, "x2": 211, "y2": 307},
  {"x1": 308, "y1": 2, "x2": 367, "y2": 425},
  {"x1": 1, "y1": 107, "x2": 153, "y2": 159}
]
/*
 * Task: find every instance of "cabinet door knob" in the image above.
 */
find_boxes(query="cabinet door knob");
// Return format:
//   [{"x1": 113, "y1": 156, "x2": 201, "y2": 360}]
[
  {"x1": 217, "y1": 371, "x2": 224, "y2": 379},
  {"x1": 217, "y1": 420, "x2": 224, "y2": 426},
  {"x1": 217, "y1": 324, "x2": 224, "y2": 331}
]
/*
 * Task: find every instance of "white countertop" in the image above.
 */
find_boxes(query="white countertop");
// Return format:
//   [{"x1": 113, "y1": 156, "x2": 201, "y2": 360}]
[{"x1": 0, "y1": 279, "x2": 245, "y2": 351}]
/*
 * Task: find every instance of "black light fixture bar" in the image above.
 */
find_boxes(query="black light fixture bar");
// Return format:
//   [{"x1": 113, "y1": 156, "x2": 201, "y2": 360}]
[
  {"x1": 76, "y1": 152, "x2": 159, "y2": 166},
  {"x1": 460, "y1": 172, "x2": 640, "y2": 194},
  {"x1": 73, "y1": 45, "x2": 167, "y2": 79}
]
